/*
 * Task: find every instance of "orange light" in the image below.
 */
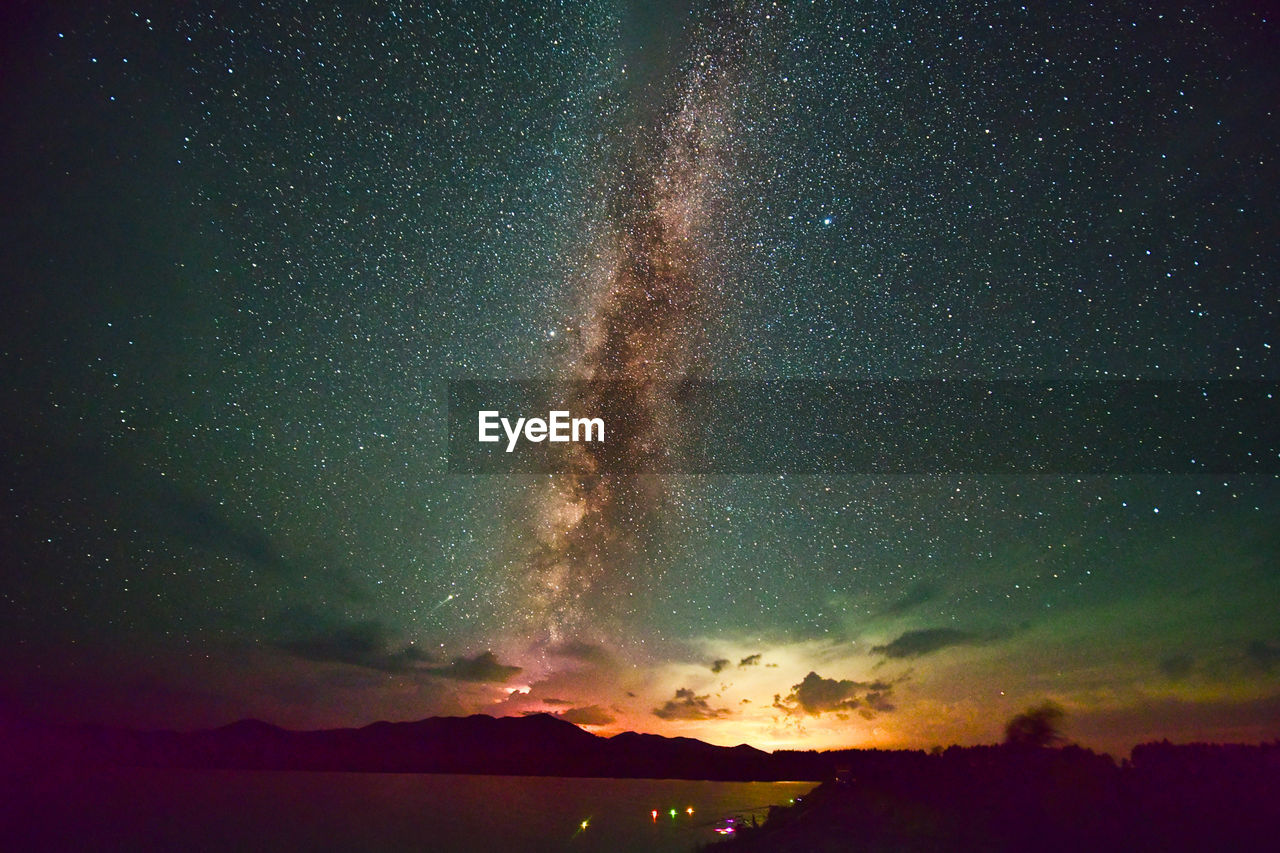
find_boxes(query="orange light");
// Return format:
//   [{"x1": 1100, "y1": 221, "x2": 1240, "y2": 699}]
[
  {"x1": 651, "y1": 810, "x2": 658, "y2": 821},
  {"x1": 686, "y1": 807, "x2": 694, "y2": 815}
]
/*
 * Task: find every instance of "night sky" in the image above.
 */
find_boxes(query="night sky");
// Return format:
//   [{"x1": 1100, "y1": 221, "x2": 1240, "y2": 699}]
[{"x1": 2, "y1": 1, "x2": 1277, "y2": 755}]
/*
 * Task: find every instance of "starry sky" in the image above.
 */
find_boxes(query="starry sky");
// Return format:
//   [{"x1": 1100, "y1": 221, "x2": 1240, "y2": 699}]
[{"x1": 1, "y1": 1, "x2": 1277, "y2": 755}]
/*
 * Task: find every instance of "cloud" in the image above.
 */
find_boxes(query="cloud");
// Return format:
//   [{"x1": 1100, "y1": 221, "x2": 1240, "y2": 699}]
[
  {"x1": 862, "y1": 688, "x2": 897, "y2": 713},
  {"x1": 542, "y1": 697, "x2": 573, "y2": 706},
  {"x1": 739, "y1": 654, "x2": 762, "y2": 667},
  {"x1": 275, "y1": 619, "x2": 434, "y2": 673},
  {"x1": 654, "y1": 687, "x2": 730, "y2": 721},
  {"x1": 557, "y1": 705, "x2": 616, "y2": 726},
  {"x1": 1245, "y1": 640, "x2": 1280, "y2": 672},
  {"x1": 16, "y1": 438, "x2": 294, "y2": 579},
  {"x1": 548, "y1": 640, "x2": 614, "y2": 666},
  {"x1": 872, "y1": 628, "x2": 976, "y2": 659},
  {"x1": 710, "y1": 658, "x2": 731, "y2": 674},
  {"x1": 430, "y1": 651, "x2": 522, "y2": 683},
  {"x1": 1159, "y1": 653, "x2": 1194, "y2": 679},
  {"x1": 773, "y1": 671, "x2": 897, "y2": 717},
  {"x1": 163, "y1": 491, "x2": 288, "y2": 575},
  {"x1": 883, "y1": 583, "x2": 936, "y2": 615}
]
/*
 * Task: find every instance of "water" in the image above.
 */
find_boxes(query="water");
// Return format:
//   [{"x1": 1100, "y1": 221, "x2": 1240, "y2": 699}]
[{"x1": 8, "y1": 768, "x2": 816, "y2": 852}]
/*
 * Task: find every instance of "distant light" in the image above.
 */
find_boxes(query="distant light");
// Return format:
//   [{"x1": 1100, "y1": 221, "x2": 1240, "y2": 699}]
[
  {"x1": 580, "y1": 820, "x2": 589, "y2": 830},
  {"x1": 651, "y1": 810, "x2": 658, "y2": 821},
  {"x1": 686, "y1": 807, "x2": 694, "y2": 815},
  {"x1": 669, "y1": 809, "x2": 677, "y2": 818}
]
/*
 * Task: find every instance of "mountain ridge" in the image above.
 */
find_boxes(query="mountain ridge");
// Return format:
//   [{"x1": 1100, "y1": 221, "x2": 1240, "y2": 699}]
[{"x1": 3, "y1": 711, "x2": 824, "y2": 781}]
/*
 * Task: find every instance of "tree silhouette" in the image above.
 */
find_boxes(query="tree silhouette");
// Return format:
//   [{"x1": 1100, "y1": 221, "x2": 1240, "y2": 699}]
[{"x1": 1004, "y1": 702, "x2": 1065, "y2": 748}]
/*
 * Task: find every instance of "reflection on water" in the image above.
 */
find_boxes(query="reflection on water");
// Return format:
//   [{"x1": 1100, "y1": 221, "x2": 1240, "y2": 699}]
[{"x1": 10, "y1": 768, "x2": 816, "y2": 852}]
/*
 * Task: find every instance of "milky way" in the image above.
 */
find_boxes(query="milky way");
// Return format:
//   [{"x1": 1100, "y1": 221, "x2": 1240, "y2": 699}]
[{"x1": 519, "y1": 31, "x2": 745, "y2": 640}]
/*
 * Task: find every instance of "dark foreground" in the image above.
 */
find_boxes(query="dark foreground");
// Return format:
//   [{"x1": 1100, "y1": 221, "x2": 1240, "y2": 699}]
[
  {"x1": 6, "y1": 713, "x2": 1278, "y2": 851},
  {"x1": 708, "y1": 741, "x2": 1280, "y2": 852},
  {"x1": 0, "y1": 768, "x2": 814, "y2": 853}
]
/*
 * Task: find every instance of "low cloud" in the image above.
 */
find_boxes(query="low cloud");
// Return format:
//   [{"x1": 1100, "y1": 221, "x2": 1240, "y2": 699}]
[
  {"x1": 739, "y1": 654, "x2": 762, "y2": 667},
  {"x1": 557, "y1": 705, "x2": 616, "y2": 726},
  {"x1": 883, "y1": 583, "x2": 936, "y2": 615},
  {"x1": 774, "y1": 671, "x2": 897, "y2": 717},
  {"x1": 872, "y1": 628, "x2": 976, "y2": 659},
  {"x1": 654, "y1": 688, "x2": 730, "y2": 721},
  {"x1": 710, "y1": 658, "x2": 731, "y2": 674},
  {"x1": 549, "y1": 640, "x2": 614, "y2": 666},
  {"x1": 1159, "y1": 653, "x2": 1194, "y2": 679},
  {"x1": 276, "y1": 620, "x2": 434, "y2": 673},
  {"x1": 1245, "y1": 640, "x2": 1280, "y2": 672},
  {"x1": 430, "y1": 651, "x2": 522, "y2": 683}
]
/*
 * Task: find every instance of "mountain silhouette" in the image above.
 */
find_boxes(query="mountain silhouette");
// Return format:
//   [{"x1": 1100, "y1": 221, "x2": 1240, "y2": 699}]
[{"x1": 4, "y1": 713, "x2": 800, "y2": 780}]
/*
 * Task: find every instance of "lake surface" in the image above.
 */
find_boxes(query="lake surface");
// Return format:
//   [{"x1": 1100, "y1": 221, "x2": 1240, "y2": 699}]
[{"x1": 8, "y1": 768, "x2": 816, "y2": 852}]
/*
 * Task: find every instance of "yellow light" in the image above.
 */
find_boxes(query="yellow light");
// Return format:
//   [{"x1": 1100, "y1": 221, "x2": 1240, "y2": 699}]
[
  {"x1": 686, "y1": 807, "x2": 694, "y2": 815},
  {"x1": 580, "y1": 820, "x2": 589, "y2": 830}
]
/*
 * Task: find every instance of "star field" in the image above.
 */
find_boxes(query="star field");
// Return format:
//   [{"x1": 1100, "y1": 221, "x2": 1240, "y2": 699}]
[{"x1": 1, "y1": 1, "x2": 1276, "y2": 751}]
